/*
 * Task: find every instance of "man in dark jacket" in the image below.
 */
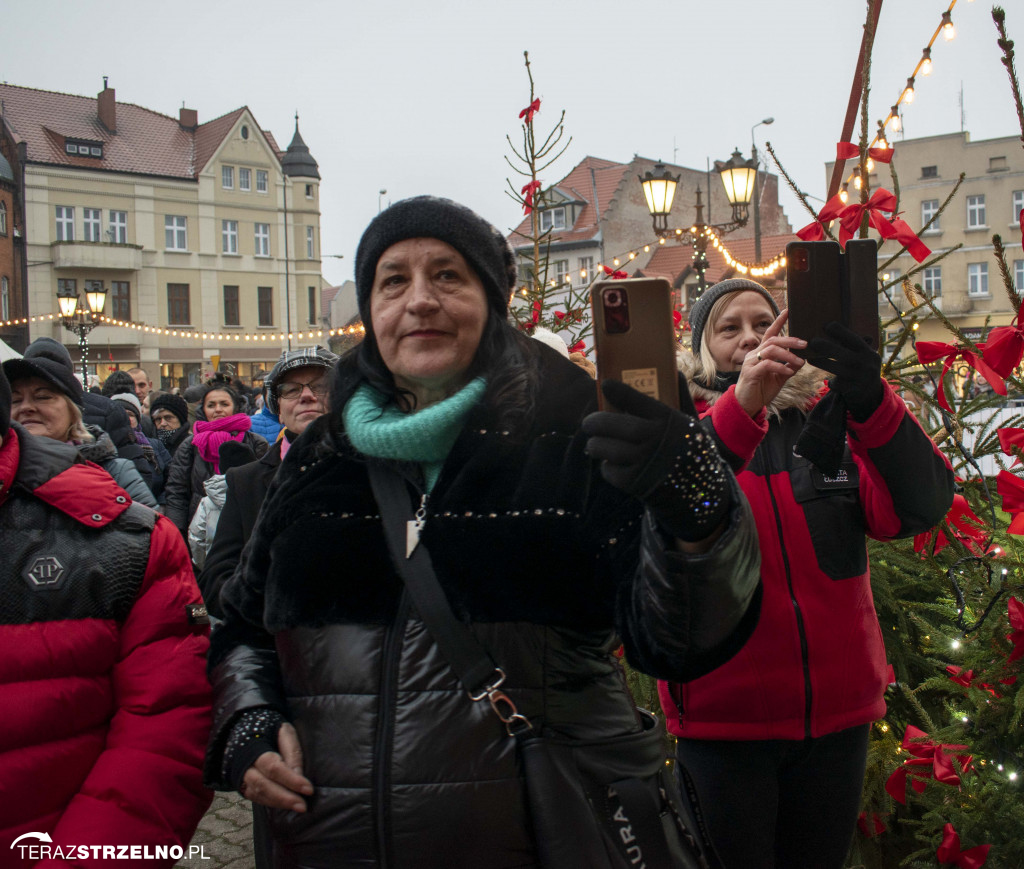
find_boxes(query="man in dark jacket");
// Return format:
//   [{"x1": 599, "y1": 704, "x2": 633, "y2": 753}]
[{"x1": 150, "y1": 393, "x2": 192, "y2": 456}]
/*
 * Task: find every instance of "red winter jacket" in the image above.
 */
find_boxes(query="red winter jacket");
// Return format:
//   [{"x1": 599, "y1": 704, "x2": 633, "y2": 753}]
[
  {"x1": 0, "y1": 424, "x2": 213, "y2": 864},
  {"x1": 658, "y1": 364, "x2": 953, "y2": 741}
]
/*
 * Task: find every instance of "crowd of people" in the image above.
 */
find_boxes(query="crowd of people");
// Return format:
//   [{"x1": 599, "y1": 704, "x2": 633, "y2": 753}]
[{"x1": 0, "y1": 196, "x2": 953, "y2": 869}]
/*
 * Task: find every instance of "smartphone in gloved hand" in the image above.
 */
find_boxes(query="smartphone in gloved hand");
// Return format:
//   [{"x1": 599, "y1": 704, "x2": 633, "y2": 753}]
[{"x1": 591, "y1": 277, "x2": 681, "y2": 411}]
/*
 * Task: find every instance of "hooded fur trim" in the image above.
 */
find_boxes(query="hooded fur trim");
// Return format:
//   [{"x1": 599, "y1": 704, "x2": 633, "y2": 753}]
[{"x1": 677, "y1": 351, "x2": 826, "y2": 418}]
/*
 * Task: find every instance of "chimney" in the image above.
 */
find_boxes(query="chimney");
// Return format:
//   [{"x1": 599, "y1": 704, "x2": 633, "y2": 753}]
[
  {"x1": 98, "y1": 79, "x2": 116, "y2": 133},
  {"x1": 179, "y1": 106, "x2": 198, "y2": 130}
]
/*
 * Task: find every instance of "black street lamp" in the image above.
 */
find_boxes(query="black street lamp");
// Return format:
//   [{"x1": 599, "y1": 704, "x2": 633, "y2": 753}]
[
  {"x1": 639, "y1": 150, "x2": 757, "y2": 297},
  {"x1": 57, "y1": 280, "x2": 108, "y2": 385}
]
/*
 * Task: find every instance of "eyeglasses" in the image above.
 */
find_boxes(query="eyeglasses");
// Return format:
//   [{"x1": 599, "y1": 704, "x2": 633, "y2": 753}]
[{"x1": 276, "y1": 380, "x2": 328, "y2": 401}]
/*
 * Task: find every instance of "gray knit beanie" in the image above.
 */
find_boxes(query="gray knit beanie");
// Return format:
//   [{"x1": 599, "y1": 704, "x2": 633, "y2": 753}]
[
  {"x1": 688, "y1": 278, "x2": 780, "y2": 357},
  {"x1": 2, "y1": 337, "x2": 84, "y2": 406},
  {"x1": 354, "y1": 196, "x2": 517, "y2": 329}
]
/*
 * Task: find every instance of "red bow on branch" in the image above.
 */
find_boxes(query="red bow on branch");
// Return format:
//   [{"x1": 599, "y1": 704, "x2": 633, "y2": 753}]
[
  {"x1": 519, "y1": 98, "x2": 541, "y2": 124},
  {"x1": 996, "y1": 471, "x2": 1024, "y2": 535},
  {"x1": 856, "y1": 811, "x2": 887, "y2": 838},
  {"x1": 914, "y1": 493, "x2": 988, "y2": 555},
  {"x1": 982, "y1": 300, "x2": 1024, "y2": 378},
  {"x1": 601, "y1": 265, "x2": 628, "y2": 279},
  {"x1": 937, "y1": 823, "x2": 991, "y2": 868},
  {"x1": 796, "y1": 195, "x2": 846, "y2": 241},
  {"x1": 915, "y1": 342, "x2": 1006, "y2": 412},
  {"x1": 836, "y1": 141, "x2": 894, "y2": 164},
  {"x1": 567, "y1": 340, "x2": 585, "y2": 354},
  {"x1": 673, "y1": 311, "x2": 683, "y2": 329},
  {"x1": 521, "y1": 180, "x2": 542, "y2": 215},
  {"x1": 998, "y1": 427, "x2": 1024, "y2": 465},
  {"x1": 946, "y1": 665, "x2": 1002, "y2": 697},
  {"x1": 1008, "y1": 596, "x2": 1024, "y2": 663},
  {"x1": 884, "y1": 725, "x2": 972, "y2": 804},
  {"x1": 517, "y1": 300, "x2": 543, "y2": 332}
]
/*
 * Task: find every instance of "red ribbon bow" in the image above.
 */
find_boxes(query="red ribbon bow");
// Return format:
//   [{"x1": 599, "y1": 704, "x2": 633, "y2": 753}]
[
  {"x1": 937, "y1": 823, "x2": 991, "y2": 868},
  {"x1": 998, "y1": 427, "x2": 1024, "y2": 466},
  {"x1": 856, "y1": 811, "x2": 887, "y2": 838},
  {"x1": 914, "y1": 493, "x2": 988, "y2": 555},
  {"x1": 996, "y1": 471, "x2": 1024, "y2": 535},
  {"x1": 519, "y1": 98, "x2": 541, "y2": 124},
  {"x1": 521, "y1": 180, "x2": 542, "y2": 215},
  {"x1": 672, "y1": 311, "x2": 683, "y2": 329},
  {"x1": 982, "y1": 300, "x2": 1024, "y2": 379},
  {"x1": 796, "y1": 194, "x2": 846, "y2": 241},
  {"x1": 567, "y1": 340, "x2": 585, "y2": 354},
  {"x1": 946, "y1": 665, "x2": 1002, "y2": 698},
  {"x1": 1008, "y1": 595, "x2": 1024, "y2": 663},
  {"x1": 884, "y1": 725, "x2": 972, "y2": 804},
  {"x1": 915, "y1": 342, "x2": 1006, "y2": 412},
  {"x1": 601, "y1": 265, "x2": 628, "y2": 279},
  {"x1": 837, "y1": 141, "x2": 894, "y2": 164}
]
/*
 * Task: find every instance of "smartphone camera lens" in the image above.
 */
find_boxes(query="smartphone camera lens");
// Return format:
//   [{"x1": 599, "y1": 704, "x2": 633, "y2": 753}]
[
  {"x1": 791, "y1": 247, "x2": 810, "y2": 273},
  {"x1": 602, "y1": 286, "x2": 630, "y2": 334}
]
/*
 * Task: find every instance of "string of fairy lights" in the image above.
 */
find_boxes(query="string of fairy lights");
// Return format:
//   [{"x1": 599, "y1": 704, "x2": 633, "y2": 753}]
[{"x1": 838, "y1": 0, "x2": 973, "y2": 203}]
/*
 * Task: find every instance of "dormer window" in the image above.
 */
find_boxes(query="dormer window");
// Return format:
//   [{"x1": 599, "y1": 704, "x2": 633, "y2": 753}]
[
  {"x1": 540, "y1": 207, "x2": 566, "y2": 232},
  {"x1": 65, "y1": 139, "x2": 103, "y2": 158}
]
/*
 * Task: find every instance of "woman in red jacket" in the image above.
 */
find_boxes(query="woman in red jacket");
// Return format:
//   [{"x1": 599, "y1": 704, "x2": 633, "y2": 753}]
[
  {"x1": 659, "y1": 279, "x2": 954, "y2": 869},
  {"x1": 0, "y1": 364, "x2": 213, "y2": 862}
]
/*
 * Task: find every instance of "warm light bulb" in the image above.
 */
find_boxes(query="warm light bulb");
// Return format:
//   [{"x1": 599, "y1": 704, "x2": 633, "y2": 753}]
[
  {"x1": 839, "y1": 184, "x2": 849, "y2": 204},
  {"x1": 628, "y1": 252, "x2": 636, "y2": 259},
  {"x1": 942, "y1": 12, "x2": 955, "y2": 40},
  {"x1": 904, "y1": 78, "x2": 915, "y2": 104},
  {"x1": 866, "y1": 158, "x2": 875, "y2": 172},
  {"x1": 951, "y1": 639, "x2": 961, "y2": 649},
  {"x1": 613, "y1": 258, "x2": 620, "y2": 266},
  {"x1": 921, "y1": 48, "x2": 933, "y2": 75},
  {"x1": 853, "y1": 174, "x2": 862, "y2": 190}
]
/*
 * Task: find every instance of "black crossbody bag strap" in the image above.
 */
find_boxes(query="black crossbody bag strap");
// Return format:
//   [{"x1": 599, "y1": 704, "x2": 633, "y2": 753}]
[{"x1": 367, "y1": 461, "x2": 532, "y2": 734}]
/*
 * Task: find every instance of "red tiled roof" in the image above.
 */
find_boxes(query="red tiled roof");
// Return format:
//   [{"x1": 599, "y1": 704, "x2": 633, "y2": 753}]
[
  {"x1": 641, "y1": 231, "x2": 797, "y2": 287},
  {"x1": 509, "y1": 156, "x2": 628, "y2": 247},
  {"x1": 0, "y1": 84, "x2": 280, "y2": 180}
]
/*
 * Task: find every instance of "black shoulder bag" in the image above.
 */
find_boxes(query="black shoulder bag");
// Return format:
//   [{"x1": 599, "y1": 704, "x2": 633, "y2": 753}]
[{"x1": 367, "y1": 461, "x2": 719, "y2": 869}]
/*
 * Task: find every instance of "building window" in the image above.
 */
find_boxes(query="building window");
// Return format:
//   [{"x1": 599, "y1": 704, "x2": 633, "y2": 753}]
[
  {"x1": 923, "y1": 267, "x2": 942, "y2": 296},
  {"x1": 1, "y1": 277, "x2": 9, "y2": 321},
  {"x1": 0, "y1": 201, "x2": 7, "y2": 236},
  {"x1": 553, "y1": 259, "x2": 569, "y2": 284},
  {"x1": 308, "y1": 286, "x2": 317, "y2": 324},
  {"x1": 306, "y1": 226, "x2": 315, "y2": 259},
  {"x1": 578, "y1": 256, "x2": 594, "y2": 284},
  {"x1": 921, "y1": 165, "x2": 938, "y2": 178},
  {"x1": 165, "y1": 215, "x2": 187, "y2": 250},
  {"x1": 989, "y1": 156, "x2": 1008, "y2": 172},
  {"x1": 110, "y1": 281, "x2": 130, "y2": 320},
  {"x1": 58, "y1": 278, "x2": 76, "y2": 296},
  {"x1": 258, "y1": 286, "x2": 273, "y2": 326},
  {"x1": 223, "y1": 285, "x2": 240, "y2": 326},
  {"x1": 1015, "y1": 260, "x2": 1024, "y2": 293},
  {"x1": 55, "y1": 206, "x2": 74, "y2": 242},
  {"x1": 109, "y1": 210, "x2": 127, "y2": 243},
  {"x1": 254, "y1": 223, "x2": 270, "y2": 257},
  {"x1": 239, "y1": 168, "x2": 251, "y2": 192},
  {"x1": 256, "y1": 170, "x2": 268, "y2": 193},
  {"x1": 83, "y1": 208, "x2": 101, "y2": 242},
  {"x1": 921, "y1": 199, "x2": 940, "y2": 231},
  {"x1": 222, "y1": 220, "x2": 238, "y2": 254},
  {"x1": 540, "y1": 207, "x2": 567, "y2": 232},
  {"x1": 167, "y1": 283, "x2": 191, "y2": 325},
  {"x1": 967, "y1": 195, "x2": 986, "y2": 228},
  {"x1": 222, "y1": 166, "x2": 234, "y2": 189},
  {"x1": 305, "y1": 184, "x2": 314, "y2": 199},
  {"x1": 1013, "y1": 191, "x2": 1024, "y2": 226},
  {"x1": 968, "y1": 263, "x2": 989, "y2": 297}
]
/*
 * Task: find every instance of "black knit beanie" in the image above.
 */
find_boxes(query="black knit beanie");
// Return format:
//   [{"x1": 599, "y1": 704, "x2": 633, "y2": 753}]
[
  {"x1": 688, "y1": 278, "x2": 781, "y2": 357},
  {"x1": 149, "y1": 393, "x2": 189, "y2": 426},
  {"x1": 0, "y1": 362, "x2": 10, "y2": 441},
  {"x1": 354, "y1": 196, "x2": 517, "y2": 328},
  {"x1": 2, "y1": 337, "x2": 84, "y2": 406}
]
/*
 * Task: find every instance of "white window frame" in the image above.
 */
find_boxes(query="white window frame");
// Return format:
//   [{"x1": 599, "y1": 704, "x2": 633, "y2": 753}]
[
  {"x1": 921, "y1": 199, "x2": 940, "y2": 231},
  {"x1": 254, "y1": 223, "x2": 270, "y2": 257},
  {"x1": 82, "y1": 207, "x2": 101, "y2": 243},
  {"x1": 967, "y1": 195, "x2": 986, "y2": 228},
  {"x1": 578, "y1": 256, "x2": 593, "y2": 284},
  {"x1": 239, "y1": 167, "x2": 251, "y2": 192},
  {"x1": 923, "y1": 266, "x2": 942, "y2": 296},
  {"x1": 967, "y1": 262, "x2": 989, "y2": 297},
  {"x1": 1014, "y1": 260, "x2": 1024, "y2": 293},
  {"x1": 165, "y1": 215, "x2": 187, "y2": 251},
  {"x1": 0, "y1": 201, "x2": 7, "y2": 236},
  {"x1": 256, "y1": 169, "x2": 268, "y2": 193},
  {"x1": 305, "y1": 184, "x2": 314, "y2": 199},
  {"x1": 1, "y1": 276, "x2": 9, "y2": 321},
  {"x1": 306, "y1": 226, "x2": 315, "y2": 259},
  {"x1": 109, "y1": 210, "x2": 127, "y2": 244},
  {"x1": 222, "y1": 166, "x2": 234, "y2": 189},
  {"x1": 540, "y1": 207, "x2": 567, "y2": 232},
  {"x1": 553, "y1": 259, "x2": 569, "y2": 284},
  {"x1": 222, "y1": 220, "x2": 239, "y2": 254},
  {"x1": 1013, "y1": 191, "x2": 1024, "y2": 226},
  {"x1": 55, "y1": 206, "x2": 74, "y2": 242}
]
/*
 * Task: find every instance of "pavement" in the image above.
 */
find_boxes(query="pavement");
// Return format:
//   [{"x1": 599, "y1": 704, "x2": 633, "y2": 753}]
[{"x1": 175, "y1": 792, "x2": 256, "y2": 869}]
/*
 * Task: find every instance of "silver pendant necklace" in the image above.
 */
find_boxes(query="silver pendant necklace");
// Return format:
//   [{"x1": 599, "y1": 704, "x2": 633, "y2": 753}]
[{"x1": 406, "y1": 492, "x2": 428, "y2": 558}]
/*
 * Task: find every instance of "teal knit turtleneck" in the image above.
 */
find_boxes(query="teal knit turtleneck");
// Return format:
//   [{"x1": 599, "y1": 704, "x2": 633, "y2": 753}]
[{"x1": 343, "y1": 378, "x2": 486, "y2": 492}]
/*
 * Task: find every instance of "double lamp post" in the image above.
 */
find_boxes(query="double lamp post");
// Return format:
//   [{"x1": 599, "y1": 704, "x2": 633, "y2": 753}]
[{"x1": 57, "y1": 281, "x2": 108, "y2": 385}]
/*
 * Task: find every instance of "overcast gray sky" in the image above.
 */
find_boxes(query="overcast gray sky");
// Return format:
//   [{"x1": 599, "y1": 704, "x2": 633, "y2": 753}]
[{"x1": 3, "y1": 0, "x2": 1019, "y2": 286}]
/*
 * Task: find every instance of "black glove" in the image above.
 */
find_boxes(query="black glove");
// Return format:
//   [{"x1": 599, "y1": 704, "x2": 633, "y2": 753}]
[
  {"x1": 806, "y1": 321, "x2": 884, "y2": 422},
  {"x1": 582, "y1": 380, "x2": 731, "y2": 542}
]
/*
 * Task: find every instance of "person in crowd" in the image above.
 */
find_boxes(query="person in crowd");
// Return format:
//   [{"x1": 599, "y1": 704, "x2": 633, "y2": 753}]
[
  {"x1": 199, "y1": 346, "x2": 338, "y2": 617},
  {"x1": 128, "y1": 365, "x2": 153, "y2": 403},
  {"x1": 203, "y1": 196, "x2": 761, "y2": 867},
  {"x1": 183, "y1": 384, "x2": 205, "y2": 424},
  {"x1": 658, "y1": 279, "x2": 955, "y2": 869},
  {"x1": 189, "y1": 441, "x2": 257, "y2": 570},
  {"x1": 150, "y1": 392, "x2": 192, "y2": 457},
  {"x1": 5, "y1": 352, "x2": 158, "y2": 508},
  {"x1": 110, "y1": 389, "x2": 172, "y2": 504},
  {"x1": 0, "y1": 364, "x2": 213, "y2": 854},
  {"x1": 249, "y1": 384, "x2": 284, "y2": 443},
  {"x1": 164, "y1": 382, "x2": 268, "y2": 539}
]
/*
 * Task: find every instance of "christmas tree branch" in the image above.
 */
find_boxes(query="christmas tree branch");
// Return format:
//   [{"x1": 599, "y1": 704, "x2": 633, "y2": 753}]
[
  {"x1": 992, "y1": 7, "x2": 1024, "y2": 149},
  {"x1": 992, "y1": 233, "x2": 1022, "y2": 309}
]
